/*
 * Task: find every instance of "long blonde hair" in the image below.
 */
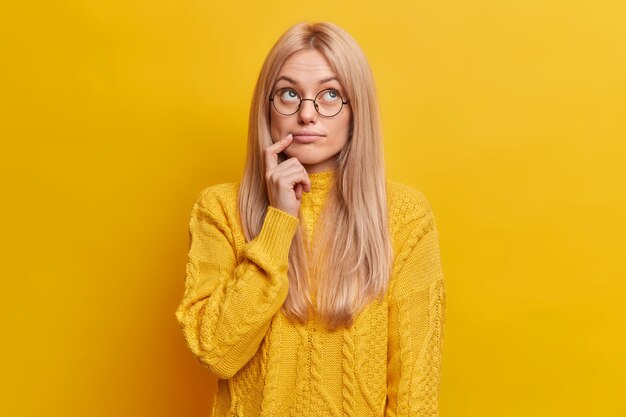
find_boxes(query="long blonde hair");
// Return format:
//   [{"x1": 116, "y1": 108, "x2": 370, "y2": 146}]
[{"x1": 239, "y1": 22, "x2": 392, "y2": 329}]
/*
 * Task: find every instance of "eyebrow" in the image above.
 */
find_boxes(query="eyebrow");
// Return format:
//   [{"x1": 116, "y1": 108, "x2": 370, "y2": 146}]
[{"x1": 275, "y1": 75, "x2": 339, "y2": 85}]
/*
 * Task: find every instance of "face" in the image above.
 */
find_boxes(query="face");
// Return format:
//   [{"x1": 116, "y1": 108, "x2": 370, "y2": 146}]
[{"x1": 269, "y1": 49, "x2": 352, "y2": 174}]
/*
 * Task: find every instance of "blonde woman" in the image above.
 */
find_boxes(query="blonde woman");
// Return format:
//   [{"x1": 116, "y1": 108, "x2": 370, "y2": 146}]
[{"x1": 175, "y1": 21, "x2": 447, "y2": 417}]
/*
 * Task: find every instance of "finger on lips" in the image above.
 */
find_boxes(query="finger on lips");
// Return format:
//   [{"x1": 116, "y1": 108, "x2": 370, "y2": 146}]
[{"x1": 265, "y1": 134, "x2": 293, "y2": 170}]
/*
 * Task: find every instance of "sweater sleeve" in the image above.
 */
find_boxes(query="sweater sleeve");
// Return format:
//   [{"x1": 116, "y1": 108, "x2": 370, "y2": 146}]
[
  {"x1": 174, "y1": 187, "x2": 299, "y2": 379},
  {"x1": 386, "y1": 205, "x2": 447, "y2": 417}
]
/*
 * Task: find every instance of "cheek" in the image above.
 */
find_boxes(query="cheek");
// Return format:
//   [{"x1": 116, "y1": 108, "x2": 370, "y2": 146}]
[
  {"x1": 332, "y1": 113, "x2": 352, "y2": 138},
  {"x1": 269, "y1": 113, "x2": 278, "y2": 138},
  {"x1": 328, "y1": 125, "x2": 350, "y2": 152},
  {"x1": 270, "y1": 113, "x2": 290, "y2": 142}
]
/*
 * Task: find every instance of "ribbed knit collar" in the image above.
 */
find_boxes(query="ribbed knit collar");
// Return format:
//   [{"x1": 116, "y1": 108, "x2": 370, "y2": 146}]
[{"x1": 307, "y1": 169, "x2": 336, "y2": 192}]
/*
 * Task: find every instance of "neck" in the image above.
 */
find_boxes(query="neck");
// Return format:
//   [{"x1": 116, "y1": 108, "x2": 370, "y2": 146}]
[{"x1": 303, "y1": 159, "x2": 339, "y2": 174}]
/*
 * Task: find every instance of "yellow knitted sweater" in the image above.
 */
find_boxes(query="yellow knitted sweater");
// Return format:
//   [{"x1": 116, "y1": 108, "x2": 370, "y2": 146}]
[{"x1": 174, "y1": 170, "x2": 446, "y2": 417}]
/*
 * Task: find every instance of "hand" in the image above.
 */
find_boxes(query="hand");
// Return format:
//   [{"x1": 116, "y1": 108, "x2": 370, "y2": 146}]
[{"x1": 264, "y1": 133, "x2": 311, "y2": 218}]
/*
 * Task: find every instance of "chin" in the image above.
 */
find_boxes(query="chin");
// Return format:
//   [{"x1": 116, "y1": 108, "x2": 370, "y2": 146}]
[
  {"x1": 287, "y1": 154, "x2": 325, "y2": 166},
  {"x1": 282, "y1": 148, "x2": 316, "y2": 162}
]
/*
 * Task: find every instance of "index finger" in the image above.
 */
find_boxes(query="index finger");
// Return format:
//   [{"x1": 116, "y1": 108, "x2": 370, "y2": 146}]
[{"x1": 264, "y1": 133, "x2": 293, "y2": 170}]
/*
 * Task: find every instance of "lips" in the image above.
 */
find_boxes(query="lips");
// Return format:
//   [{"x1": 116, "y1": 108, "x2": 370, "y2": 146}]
[{"x1": 292, "y1": 131, "x2": 324, "y2": 144}]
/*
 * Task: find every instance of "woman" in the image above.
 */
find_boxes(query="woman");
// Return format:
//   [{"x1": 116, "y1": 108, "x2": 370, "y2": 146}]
[{"x1": 175, "y1": 21, "x2": 446, "y2": 417}]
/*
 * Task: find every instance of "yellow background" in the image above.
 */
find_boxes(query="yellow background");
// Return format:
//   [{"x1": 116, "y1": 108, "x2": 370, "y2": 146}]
[{"x1": 1, "y1": 0, "x2": 624, "y2": 416}]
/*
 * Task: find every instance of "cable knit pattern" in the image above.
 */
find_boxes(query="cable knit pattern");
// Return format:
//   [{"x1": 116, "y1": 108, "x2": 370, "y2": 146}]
[
  {"x1": 260, "y1": 317, "x2": 281, "y2": 417},
  {"x1": 175, "y1": 170, "x2": 447, "y2": 416},
  {"x1": 289, "y1": 325, "x2": 310, "y2": 417},
  {"x1": 301, "y1": 171, "x2": 332, "y2": 247},
  {"x1": 342, "y1": 326, "x2": 356, "y2": 417},
  {"x1": 410, "y1": 276, "x2": 445, "y2": 416}
]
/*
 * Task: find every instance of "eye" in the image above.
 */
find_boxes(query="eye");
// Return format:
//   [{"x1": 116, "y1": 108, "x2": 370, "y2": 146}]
[
  {"x1": 278, "y1": 88, "x2": 300, "y2": 102},
  {"x1": 318, "y1": 89, "x2": 340, "y2": 103}
]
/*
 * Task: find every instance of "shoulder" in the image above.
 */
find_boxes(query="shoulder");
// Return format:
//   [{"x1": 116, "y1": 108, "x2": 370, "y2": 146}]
[
  {"x1": 196, "y1": 182, "x2": 239, "y2": 205},
  {"x1": 192, "y1": 182, "x2": 241, "y2": 221},
  {"x1": 385, "y1": 179, "x2": 434, "y2": 232}
]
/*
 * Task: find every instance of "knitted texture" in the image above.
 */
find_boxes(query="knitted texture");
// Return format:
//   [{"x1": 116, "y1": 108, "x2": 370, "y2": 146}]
[{"x1": 175, "y1": 170, "x2": 447, "y2": 416}]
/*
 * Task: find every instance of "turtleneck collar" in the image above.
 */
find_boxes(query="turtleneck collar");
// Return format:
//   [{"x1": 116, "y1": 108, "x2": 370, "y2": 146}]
[{"x1": 307, "y1": 169, "x2": 336, "y2": 192}]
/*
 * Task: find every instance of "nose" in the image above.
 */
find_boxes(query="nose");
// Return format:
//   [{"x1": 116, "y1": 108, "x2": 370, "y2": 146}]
[{"x1": 298, "y1": 98, "x2": 318, "y2": 124}]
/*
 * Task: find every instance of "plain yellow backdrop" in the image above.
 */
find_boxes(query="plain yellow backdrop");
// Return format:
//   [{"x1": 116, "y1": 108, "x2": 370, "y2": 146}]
[{"x1": 1, "y1": 0, "x2": 624, "y2": 416}]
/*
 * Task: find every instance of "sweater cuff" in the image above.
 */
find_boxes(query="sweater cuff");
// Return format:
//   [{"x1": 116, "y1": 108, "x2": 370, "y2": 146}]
[{"x1": 248, "y1": 206, "x2": 299, "y2": 268}]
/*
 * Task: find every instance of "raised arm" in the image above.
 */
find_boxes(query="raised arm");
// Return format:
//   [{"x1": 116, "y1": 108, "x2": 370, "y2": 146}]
[
  {"x1": 174, "y1": 187, "x2": 299, "y2": 379},
  {"x1": 386, "y1": 202, "x2": 447, "y2": 417}
]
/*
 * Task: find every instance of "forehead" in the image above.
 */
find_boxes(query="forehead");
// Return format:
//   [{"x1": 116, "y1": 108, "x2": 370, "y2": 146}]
[{"x1": 276, "y1": 49, "x2": 337, "y2": 83}]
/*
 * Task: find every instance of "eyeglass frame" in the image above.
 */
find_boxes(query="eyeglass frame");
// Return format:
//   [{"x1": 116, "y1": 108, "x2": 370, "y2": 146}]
[{"x1": 268, "y1": 87, "x2": 350, "y2": 117}]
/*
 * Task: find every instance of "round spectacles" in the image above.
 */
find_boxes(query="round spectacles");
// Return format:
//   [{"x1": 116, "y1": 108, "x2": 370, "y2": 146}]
[{"x1": 269, "y1": 87, "x2": 350, "y2": 117}]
